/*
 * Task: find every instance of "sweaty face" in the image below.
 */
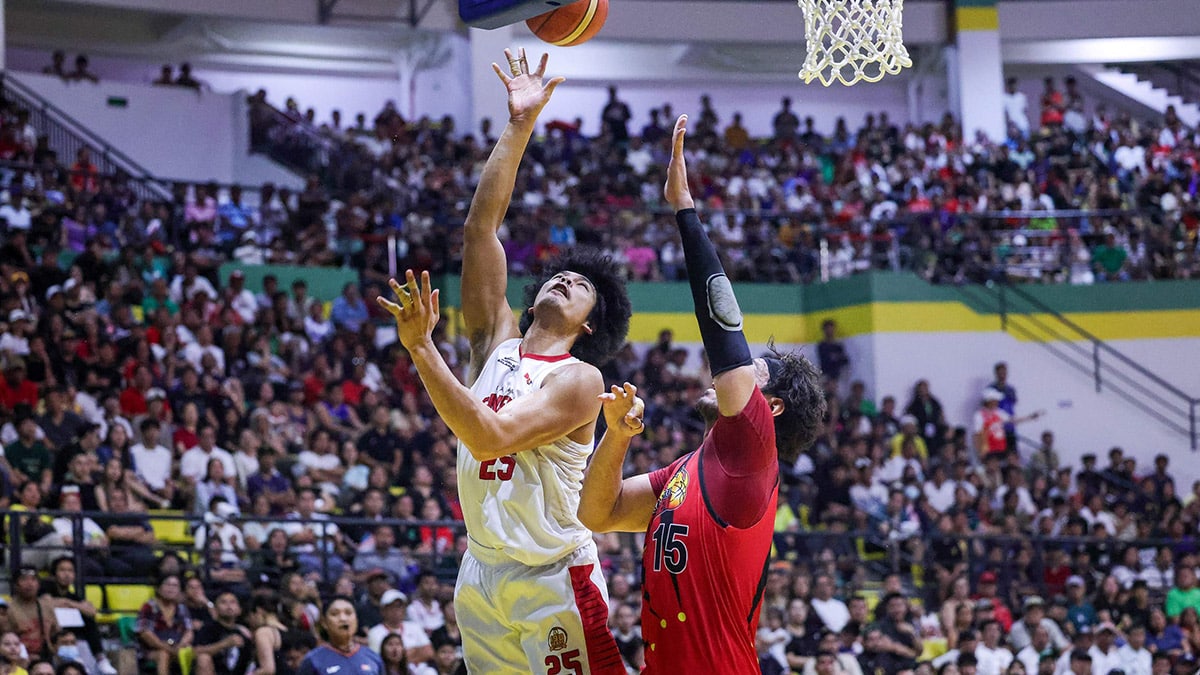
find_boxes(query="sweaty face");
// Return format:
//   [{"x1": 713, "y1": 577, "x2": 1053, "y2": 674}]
[{"x1": 533, "y1": 271, "x2": 596, "y2": 330}]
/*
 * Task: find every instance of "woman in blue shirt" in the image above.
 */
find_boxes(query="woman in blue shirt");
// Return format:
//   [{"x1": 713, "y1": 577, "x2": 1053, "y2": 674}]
[{"x1": 297, "y1": 597, "x2": 383, "y2": 675}]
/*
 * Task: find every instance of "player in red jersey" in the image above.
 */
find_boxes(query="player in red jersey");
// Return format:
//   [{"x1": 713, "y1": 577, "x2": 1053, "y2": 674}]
[{"x1": 578, "y1": 114, "x2": 826, "y2": 674}]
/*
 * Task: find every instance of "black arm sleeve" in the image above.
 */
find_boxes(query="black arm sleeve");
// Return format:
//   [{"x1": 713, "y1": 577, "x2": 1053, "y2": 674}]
[{"x1": 675, "y1": 208, "x2": 752, "y2": 376}]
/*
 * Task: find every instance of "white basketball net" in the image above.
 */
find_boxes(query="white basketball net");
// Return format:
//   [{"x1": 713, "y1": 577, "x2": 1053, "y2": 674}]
[{"x1": 797, "y1": 0, "x2": 913, "y2": 86}]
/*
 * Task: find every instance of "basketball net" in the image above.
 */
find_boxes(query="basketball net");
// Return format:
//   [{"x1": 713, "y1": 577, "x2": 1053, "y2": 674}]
[{"x1": 797, "y1": 0, "x2": 913, "y2": 86}]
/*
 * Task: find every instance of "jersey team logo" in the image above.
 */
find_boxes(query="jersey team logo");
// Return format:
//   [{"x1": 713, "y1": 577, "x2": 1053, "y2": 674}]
[
  {"x1": 547, "y1": 626, "x2": 569, "y2": 651},
  {"x1": 656, "y1": 466, "x2": 689, "y2": 513}
]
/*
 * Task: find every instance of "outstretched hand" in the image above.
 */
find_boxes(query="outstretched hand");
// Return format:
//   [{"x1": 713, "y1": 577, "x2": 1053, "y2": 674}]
[
  {"x1": 599, "y1": 383, "x2": 646, "y2": 439},
  {"x1": 377, "y1": 269, "x2": 441, "y2": 352},
  {"x1": 491, "y1": 48, "x2": 566, "y2": 126},
  {"x1": 664, "y1": 114, "x2": 695, "y2": 211}
]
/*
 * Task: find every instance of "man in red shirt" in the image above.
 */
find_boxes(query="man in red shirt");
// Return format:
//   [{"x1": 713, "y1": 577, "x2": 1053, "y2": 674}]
[
  {"x1": 579, "y1": 115, "x2": 826, "y2": 674},
  {"x1": 0, "y1": 359, "x2": 38, "y2": 413}
]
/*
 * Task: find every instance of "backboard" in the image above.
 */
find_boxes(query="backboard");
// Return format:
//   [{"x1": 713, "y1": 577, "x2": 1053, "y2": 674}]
[{"x1": 459, "y1": 0, "x2": 569, "y2": 29}]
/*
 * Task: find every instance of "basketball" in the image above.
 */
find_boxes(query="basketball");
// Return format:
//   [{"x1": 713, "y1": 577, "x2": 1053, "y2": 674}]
[{"x1": 526, "y1": 0, "x2": 608, "y2": 47}]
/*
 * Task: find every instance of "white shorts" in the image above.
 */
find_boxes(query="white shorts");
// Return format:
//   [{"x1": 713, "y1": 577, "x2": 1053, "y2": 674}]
[{"x1": 455, "y1": 541, "x2": 626, "y2": 675}]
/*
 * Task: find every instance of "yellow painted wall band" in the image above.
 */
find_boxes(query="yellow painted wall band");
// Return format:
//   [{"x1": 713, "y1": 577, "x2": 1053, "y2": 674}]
[{"x1": 956, "y1": 6, "x2": 999, "y2": 31}]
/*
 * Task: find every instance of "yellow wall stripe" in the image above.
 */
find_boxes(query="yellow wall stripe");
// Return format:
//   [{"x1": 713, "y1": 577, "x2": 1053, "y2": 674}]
[
  {"x1": 622, "y1": 305, "x2": 1200, "y2": 344},
  {"x1": 551, "y1": 0, "x2": 599, "y2": 46},
  {"x1": 956, "y1": 6, "x2": 999, "y2": 31}
]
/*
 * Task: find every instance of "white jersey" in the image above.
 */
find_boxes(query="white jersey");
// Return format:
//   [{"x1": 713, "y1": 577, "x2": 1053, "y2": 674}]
[{"x1": 458, "y1": 338, "x2": 594, "y2": 566}]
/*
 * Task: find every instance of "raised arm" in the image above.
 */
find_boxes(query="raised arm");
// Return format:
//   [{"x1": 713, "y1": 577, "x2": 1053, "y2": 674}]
[
  {"x1": 380, "y1": 269, "x2": 601, "y2": 461},
  {"x1": 579, "y1": 383, "x2": 658, "y2": 533},
  {"x1": 664, "y1": 115, "x2": 757, "y2": 416},
  {"x1": 462, "y1": 49, "x2": 565, "y2": 371}
]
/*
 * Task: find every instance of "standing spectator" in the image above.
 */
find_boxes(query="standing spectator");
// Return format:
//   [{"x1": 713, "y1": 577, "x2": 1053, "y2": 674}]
[
  {"x1": 973, "y1": 389, "x2": 1037, "y2": 459},
  {"x1": 905, "y1": 380, "x2": 948, "y2": 454},
  {"x1": 817, "y1": 318, "x2": 850, "y2": 385},
  {"x1": 773, "y1": 97, "x2": 801, "y2": 142},
  {"x1": 1040, "y1": 78, "x2": 1064, "y2": 128},
  {"x1": 988, "y1": 362, "x2": 1018, "y2": 452},
  {"x1": 43, "y1": 51, "x2": 67, "y2": 78},
  {"x1": 1003, "y1": 78, "x2": 1030, "y2": 138},
  {"x1": 601, "y1": 85, "x2": 631, "y2": 143},
  {"x1": 67, "y1": 55, "x2": 98, "y2": 83},
  {"x1": 136, "y1": 575, "x2": 194, "y2": 675},
  {"x1": 152, "y1": 65, "x2": 174, "y2": 86},
  {"x1": 175, "y1": 63, "x2": 202, "y2": 90}
]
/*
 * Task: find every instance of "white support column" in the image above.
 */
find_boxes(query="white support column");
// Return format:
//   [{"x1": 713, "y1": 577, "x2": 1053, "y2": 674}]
[{"x1": 951, "y1": 0, "x2": 1006, "y2": 141}]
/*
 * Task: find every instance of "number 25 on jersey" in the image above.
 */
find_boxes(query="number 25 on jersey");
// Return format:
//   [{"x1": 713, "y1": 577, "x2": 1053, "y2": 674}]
[{"x1": 479, "y1": 455, "x2": 516, "y2": 481}]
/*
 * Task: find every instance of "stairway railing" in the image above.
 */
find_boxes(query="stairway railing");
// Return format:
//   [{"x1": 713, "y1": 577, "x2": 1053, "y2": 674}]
[{"x1": 0, "y1": 73, "x2": 172, "y2": 201}]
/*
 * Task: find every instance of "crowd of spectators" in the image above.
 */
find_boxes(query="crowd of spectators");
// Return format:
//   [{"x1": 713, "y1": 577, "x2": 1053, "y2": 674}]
[{"x1": 0, "y1": 75, "x2": 1197, "y2": 675}]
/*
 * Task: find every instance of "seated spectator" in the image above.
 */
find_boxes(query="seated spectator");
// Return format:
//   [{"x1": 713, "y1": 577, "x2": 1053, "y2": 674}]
[
  {"x1": 51, "y1": 485, "x2": 128, "y2": 578},
  {"x1": 195, "y1": 457, "x2": 239, "y2": 515},
  {"x1": 353, "y1": 524, "x2": 418, "y2": 591},
  {"x1": 39, "y1": 556, "x2": 118, "y2": 674},
  {"x1": 284, "y1": 487, "x2": 346, "y2": 578},
  {"x1": 192, "y1": 590, "x2": 252, "y2": 675},
  {"x1": 406, "y1": 572, "x2": 444, "y2": 636},
  {"x1": 96, "y1": 487, "x2": 160, "y2": 577},
  {"x1": 1009, "y1": 596, "x2": 1069, "y2": 654},
  {"x1": 175, "y1": 63, "x2": 202, "y2": 90},
  {"x1": 136, "y1": 574, "x2": 193, "y2": 675},
  {"x1": 366, "y1": 590, "x2": 432, "y2": 665},
  {"x1": 6, "y1": 565, "x2": 59, "y2": 662}
]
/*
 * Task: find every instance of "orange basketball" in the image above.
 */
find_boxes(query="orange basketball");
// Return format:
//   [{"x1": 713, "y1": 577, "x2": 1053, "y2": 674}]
[{"x1": 526, "y1": 0, "x2": 608, "y2": 47}]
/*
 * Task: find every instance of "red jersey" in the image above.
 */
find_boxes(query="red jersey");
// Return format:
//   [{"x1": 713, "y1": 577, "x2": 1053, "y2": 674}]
[{"x1": 642, "y1": 389, "x2": 778, "y2": 674}]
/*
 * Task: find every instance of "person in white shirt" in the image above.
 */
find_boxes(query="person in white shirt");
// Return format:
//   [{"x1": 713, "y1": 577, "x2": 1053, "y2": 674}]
[
  {"x1": 1088, "y1": 623, "x2": 1123, "y2": 675},
  {"x1": 1003, "y1": 78, "x2": 1031, "y2": 137},
  {"x1": 924, "y1": 464, "x2": 958, "y2": 513},
  {"x1": 406, "y1": 571, "x2": 445, "y2": 635},
  {"x1": 0, "y1": 310, "x2": 32, "y2": 356},
  {"x1": 1118, "y1": 625, "x2": 1152, "y2": 675},
  {"x1": 231, "y1": 428, "x2": 261, "y2": 492},
  {"x1": 810, "y1": 573, "x2": 851, "y2": 633},
  {"x1": 179, "y1": 425, "x2": 237, "y2": 484},
  {"x1": 1017, "y1": 623, "x2": 1055, "y2": 675},
  {"x1": 368, "y1": 590, "x2": 434, "y2": 665},
  {"x1": 180, "y1": 325, "x2": 226, "y2": 373},
  {"x1": 226, "y1": 270, "x2": 259, "y2": 324},
  {"x1": 975, "y1": 619, "x2": 1014, "y2": 675},
  {"x1": 168, "y1": 263, "x2": 218, "y2": 305},
  {"x1": 130, "y1": 418, "x2": 174, "y2": 507}
]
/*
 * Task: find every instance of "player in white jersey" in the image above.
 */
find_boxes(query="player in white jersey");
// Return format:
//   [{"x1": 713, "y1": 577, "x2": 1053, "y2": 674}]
[{"x1": 377, "y1": 49, "x2": 631, "y2": 675}]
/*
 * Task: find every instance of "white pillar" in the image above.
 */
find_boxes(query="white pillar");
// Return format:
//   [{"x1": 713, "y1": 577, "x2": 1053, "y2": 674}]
[
  {"x1": 469, "y1": 24, "x2": 516, "y2": 135},
  {"x1": 949, "y1": 0, "x2": 1006, "y2": 141}
]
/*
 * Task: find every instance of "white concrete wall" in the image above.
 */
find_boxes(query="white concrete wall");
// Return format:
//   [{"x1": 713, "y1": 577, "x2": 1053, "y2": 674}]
[
  {"x1": 647, "y1": 330, "x2": 1200, "y2": 487},
  {"x1": 11, "y1": 71, "x2": 303, "y2": 186}
]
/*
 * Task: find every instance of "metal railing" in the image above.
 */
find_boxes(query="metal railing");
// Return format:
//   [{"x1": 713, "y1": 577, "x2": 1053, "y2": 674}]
[
  {"x1": 0, "y1": 73, "x2": 172, "y2": 202},
  {"x1": 989, "y1": 281, "x2": 1199, "y2": 449}
]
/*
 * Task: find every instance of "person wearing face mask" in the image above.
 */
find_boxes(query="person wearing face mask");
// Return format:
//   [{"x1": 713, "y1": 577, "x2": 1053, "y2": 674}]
[{"x1": 50, "y1": 631, "x2": 96, "y2": 674}]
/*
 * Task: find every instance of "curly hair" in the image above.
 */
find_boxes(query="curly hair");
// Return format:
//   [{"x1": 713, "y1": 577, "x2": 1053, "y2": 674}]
[
  {"x1": 761, "y1": 341, "x2": 826, "y2": 464},
  {"x1": 518, "y1": 248, "x2": 631, "y2": 367}
]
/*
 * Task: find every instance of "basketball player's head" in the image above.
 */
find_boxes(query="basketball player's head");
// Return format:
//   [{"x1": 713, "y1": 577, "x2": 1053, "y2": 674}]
[
  {"x1": 520, "y1": 247, "x2": 630, "y2": 367},
  {"x1": 695, "y1": 342, "x2": 825, "y2": 464}
]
